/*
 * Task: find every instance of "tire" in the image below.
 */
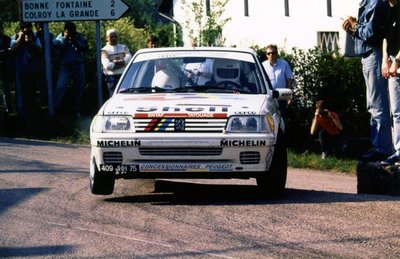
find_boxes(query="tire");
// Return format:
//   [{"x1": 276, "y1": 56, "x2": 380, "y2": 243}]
[
  {"x1": 256, "y1": 129, "x2": 287, "y2": 197},
  {"x1": 90, "y1": 155, "x2": 115, "y2": 195}
]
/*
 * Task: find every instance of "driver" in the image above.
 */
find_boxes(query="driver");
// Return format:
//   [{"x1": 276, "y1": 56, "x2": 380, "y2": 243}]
[{"x1": 213, "y1": 58, "x2": 241, "y2": 85}]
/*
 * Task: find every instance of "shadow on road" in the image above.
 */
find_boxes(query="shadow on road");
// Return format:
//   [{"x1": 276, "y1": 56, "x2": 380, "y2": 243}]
[{"x1": 105, "y1": 180, "x2": 400, "y2": 205}]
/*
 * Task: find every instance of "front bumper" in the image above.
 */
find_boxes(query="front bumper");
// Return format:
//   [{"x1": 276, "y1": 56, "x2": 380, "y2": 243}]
[{"x1": 90, "y1": 133, "x2": 276, "y2": 179}]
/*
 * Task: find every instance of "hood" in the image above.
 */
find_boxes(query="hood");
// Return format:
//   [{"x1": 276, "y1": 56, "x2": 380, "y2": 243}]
[{"x1": 101, "y1": 93, "x2": 268, "y2": 118}]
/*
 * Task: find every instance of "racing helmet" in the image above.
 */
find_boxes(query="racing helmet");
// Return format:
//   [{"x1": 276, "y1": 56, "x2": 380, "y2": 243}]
[
  {"x1": 151, "y1": 69, "x2": 179, "y2": 89},
  {"x1": 213, "y1": 58, "x2": 241, "y2": 84}
]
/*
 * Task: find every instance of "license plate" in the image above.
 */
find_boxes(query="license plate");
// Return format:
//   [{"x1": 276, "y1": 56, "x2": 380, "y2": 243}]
[{"x1": 100, "y1": 164, "x2": 139, "y2": 175}]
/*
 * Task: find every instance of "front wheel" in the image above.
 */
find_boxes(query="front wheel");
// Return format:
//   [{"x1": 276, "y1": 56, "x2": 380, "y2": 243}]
[
  {"x1": 256, "y1": 129, "x2": 287, "y2": 197},
  {"x1": 90, "y1": 155, "x2": 115, "y2": 195}
]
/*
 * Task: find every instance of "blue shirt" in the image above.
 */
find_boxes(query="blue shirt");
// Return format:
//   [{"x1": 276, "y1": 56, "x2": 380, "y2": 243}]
[
  {"x1": 353, "y1": 0, "x2": 389, "y2": 56},
  {"x1": 53, "y1": 32, "x2": 87, "y2": 65},
  {"x1": 262, "y1": 59, "x2": 293, "y2": 89}
]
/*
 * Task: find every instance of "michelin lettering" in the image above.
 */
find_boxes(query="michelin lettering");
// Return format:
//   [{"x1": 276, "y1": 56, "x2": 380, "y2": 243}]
[
  {"x1": 97, "y1": 140, "x2": 141, "y2": 147},
  {"x1": 220, "y1": 140, "x2": 266, "y2": 147}
]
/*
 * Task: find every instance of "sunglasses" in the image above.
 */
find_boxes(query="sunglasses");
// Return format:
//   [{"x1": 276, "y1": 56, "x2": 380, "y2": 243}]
[{"x1": 267, "y1": 52, "x2": 277, "y2": 56}]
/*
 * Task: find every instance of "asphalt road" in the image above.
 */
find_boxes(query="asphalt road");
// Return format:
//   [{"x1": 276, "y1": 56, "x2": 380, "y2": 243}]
[{"x1": 0, "y1": 137, "x2": 400, "y2": 258}]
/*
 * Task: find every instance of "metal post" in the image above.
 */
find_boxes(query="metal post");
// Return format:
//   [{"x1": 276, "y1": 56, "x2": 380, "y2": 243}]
[{"x1": 96, "y1": 21, "x2": 103, "y2": 107}]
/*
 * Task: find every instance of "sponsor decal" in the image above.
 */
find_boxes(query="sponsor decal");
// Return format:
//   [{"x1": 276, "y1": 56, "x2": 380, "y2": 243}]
[
  {"x1": 220, "y1": 140, "x2": 266, "y2": 147},
  {"x1": 234, "y1": 111, "x2": 257, "y2": 115},
  {"x1": 97, "y1": 140, "x2": 141, "y2": 147},
  {"x1": 124, "y1": 93, "x2": 245, "y2": 101},
  {"x1": 139, "y1": 163, "x2": 233, "y2": 172},
  {"x1": 144, "y1": 118, "x2": 173, "y2": 132},
  {"x1": 135, "y1": 112, "x2": 227, "y2": 118},
  {"x1": 134, "y1": 106, "x2": 228, "y2": 119}
]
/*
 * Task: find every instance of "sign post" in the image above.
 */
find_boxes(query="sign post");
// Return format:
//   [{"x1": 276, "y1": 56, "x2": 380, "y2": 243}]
[{"x1": 21, "y1": 0, "x2": 130, "y2": 114}]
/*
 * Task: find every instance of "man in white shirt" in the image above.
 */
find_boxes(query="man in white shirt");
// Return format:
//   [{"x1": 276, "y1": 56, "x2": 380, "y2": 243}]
[
  {"x1": 101, "y1": 29, "x2": 132, "y2": 97},
  {"x1": 262, "y1": 44, "x2": 294, "y2": 118}
]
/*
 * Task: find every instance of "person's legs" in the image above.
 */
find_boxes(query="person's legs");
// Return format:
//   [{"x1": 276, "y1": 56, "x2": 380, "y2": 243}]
[
  {"x1": 54, "y1": 66, "x2": 71, "y2": 111},
  {"x1": 361, "y1": 49, "x2": 393, "y2": 157},
  {"x1": 389, "y1": 77, "x2": 400, "y2": 156},
  {"x1": 319, "y1": 129, "x2": 331, "y2": 157},
  {"x1": 72, "y1": 62, "x2": 85, "y2": 116},
  {"x1": 105, "y1": 75, "x2": 119, "y2": 98},
  {"x1": 382, "y1": 76, "x2": 400, "y2": 165}
]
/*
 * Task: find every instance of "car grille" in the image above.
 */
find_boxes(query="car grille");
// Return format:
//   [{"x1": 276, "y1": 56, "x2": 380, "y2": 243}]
[
  {"x1": 103, "y1": 152, "x2": 123, "y2": 164},
  {"x1": 133, "y1": 118, "x2": 227, "y2": 133},
  {"x1": 240, "y1": 151, "x2": 260, "y2": 164},
  {"x1": 139, "y1": 147, "x2": 223, "y2": 156}
]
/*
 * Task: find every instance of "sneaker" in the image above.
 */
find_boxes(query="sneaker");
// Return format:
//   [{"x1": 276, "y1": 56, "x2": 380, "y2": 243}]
[
  {"x1": 381, "y1": 154, "x2": 400, "y2": 166},
  {"x1": 361, "y1": 149, "x2": 390, "y2": 162}
]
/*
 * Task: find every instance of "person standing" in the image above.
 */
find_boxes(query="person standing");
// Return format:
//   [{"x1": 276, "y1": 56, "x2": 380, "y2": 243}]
[
  {"x1": 342, "y1": 0, "x2": 393, "y2": 162},
  {"x1": 146, "y1": 35, "x2": 159, "y2": 48},
  {"x1": 53, "y1": 22, "x2": 88, "y2": 118},
  {"x1": 0, "y1": 26, "x2": 12, "y2": 113},
  {"x1": 262, "y1": 44, "x2": 294, "y2": 119},
  {"x1": 381, "y1": 0, "x2": 400, "y2": 166},
  {"x1": 310, "y1": 100, "x2": 343, "y2": 159},
  {"x1": 101, "y1": 28, "x2": 132, "y2": 98},
  {"x1": 34, "y1": 22, "x2": 54, "y2": 106},
  {"x1": 10, "y1": 22, "x2": 42, "y2": 118}
]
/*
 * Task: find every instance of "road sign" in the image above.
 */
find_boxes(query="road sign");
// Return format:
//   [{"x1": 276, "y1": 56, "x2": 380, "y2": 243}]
[{"x1": 22, "y1": 0, "x2": 130, "y2": 22}]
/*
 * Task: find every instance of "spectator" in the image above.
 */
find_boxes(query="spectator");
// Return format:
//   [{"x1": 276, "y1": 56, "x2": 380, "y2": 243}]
[
  {"x1": 262, "y1": 44, "x2": 294, "y2": 119},
  {"x1": 381, "y1": 0, "x2": 400, "y2": 166},
  {"x1": 34, "y1": 22, "x2": 54, "y2": 106},
  {"x1": 53, "y1": 22, "x2": 88, "y2": 118},
  {"x1": 310, "y1": 100, "x2": 343, "y2": 159},
  {"x1": 10, "y1": 21, "x2": 42, "y2": 118},
  {"x1": 147, "y1": 35, "x2": 159, "y2": 48},
  {"x1": 0, "y1": 25, "x2": 12, "y2": 113},
  {"x1": 101, "y1": 28, "x2": 132, "y2": 98},
  {"x1": 342, "y1": 0, "x2": 393, "y2": 162}
]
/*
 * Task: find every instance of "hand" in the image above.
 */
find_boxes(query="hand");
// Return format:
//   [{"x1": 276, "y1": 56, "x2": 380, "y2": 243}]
[
  {"x1": 389, "y1": 62, "x2": 399, "y2": 77},
  {"x1": 342, "y1": 16, "x2": 357, "y2": 34},
  {"x1": 382, "y1": 59, "x2": 391, "y2": 79}
]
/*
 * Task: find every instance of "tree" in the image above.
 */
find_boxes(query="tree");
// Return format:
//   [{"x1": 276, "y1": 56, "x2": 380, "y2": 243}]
[{"x1": 181, "y1": 0, "x2": 230, "y2": 46}]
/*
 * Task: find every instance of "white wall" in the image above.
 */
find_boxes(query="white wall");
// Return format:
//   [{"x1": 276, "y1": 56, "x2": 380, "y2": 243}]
[{"x1": 173, "y1": 0, "x2": 360, "y2": 52}]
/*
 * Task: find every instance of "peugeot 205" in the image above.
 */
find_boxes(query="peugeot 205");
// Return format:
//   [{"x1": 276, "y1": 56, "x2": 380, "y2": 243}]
[{"x1": 90, "y1": 47, "x2": 292, "y2": 195}]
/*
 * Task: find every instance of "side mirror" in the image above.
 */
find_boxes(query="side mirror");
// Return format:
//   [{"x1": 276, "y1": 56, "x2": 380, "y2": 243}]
[{"x1": 273, "y1": 88, "x2": 293, "y2": 100}]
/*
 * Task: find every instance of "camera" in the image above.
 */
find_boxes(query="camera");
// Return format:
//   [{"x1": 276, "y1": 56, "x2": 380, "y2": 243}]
[{"x1": 319, "y1": 109, "x2": 328, "y2": 116}]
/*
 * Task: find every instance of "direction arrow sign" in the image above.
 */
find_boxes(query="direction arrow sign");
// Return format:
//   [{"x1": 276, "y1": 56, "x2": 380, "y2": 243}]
[{"x1": 22, "y1": 0, "x2": 130, "y2": 22}]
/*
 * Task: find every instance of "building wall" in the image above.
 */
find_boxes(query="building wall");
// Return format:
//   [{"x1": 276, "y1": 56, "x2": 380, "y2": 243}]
[{"x1": 172, "y1": 0, "x2": 359, "y2": 52}]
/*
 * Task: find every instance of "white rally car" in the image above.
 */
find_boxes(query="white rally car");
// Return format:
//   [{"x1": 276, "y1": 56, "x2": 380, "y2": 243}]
[{"x1": 90, "y1": 47, "x2": 292, "y2": 195}]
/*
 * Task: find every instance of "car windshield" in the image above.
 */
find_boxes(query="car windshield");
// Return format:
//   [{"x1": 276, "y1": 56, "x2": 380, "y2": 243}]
[{"x1": 117, "y1": 50, "x2": 267, "y2": 94}]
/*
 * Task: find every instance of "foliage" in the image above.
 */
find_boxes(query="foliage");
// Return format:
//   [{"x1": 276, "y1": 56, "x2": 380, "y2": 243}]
[
  {"x1": 252, "y1": 45, "x2": 369, "y2": 153},
  {"x1": 181, "y1": 0, "x2": 230, "y2": 46}
]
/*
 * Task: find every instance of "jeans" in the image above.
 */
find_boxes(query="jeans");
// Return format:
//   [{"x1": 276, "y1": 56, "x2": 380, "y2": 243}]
[
  {"x1": 318, "y1": 129, "x2": 341, "y2": 156},
  {"x1": 104, "y1": 74, "x2": 120, "y2": 98},
  {"x1": 388, "y1": 76, "x2": 400, "y2": 156},
  {"x1": 54, "y1": 63, "x2": 85, "y2": 113},
  {"x1": 361, "y1": 48, "x2": 393, "y2": 154}
]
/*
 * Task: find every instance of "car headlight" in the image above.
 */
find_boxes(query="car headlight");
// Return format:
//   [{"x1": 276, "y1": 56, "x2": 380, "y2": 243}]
[
  {"x1": 226, "y1": 115, "x2": 273, "y2": 133},
  {"x1": 92, "y1": 115, "x2": 135, "y2": 133}
]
